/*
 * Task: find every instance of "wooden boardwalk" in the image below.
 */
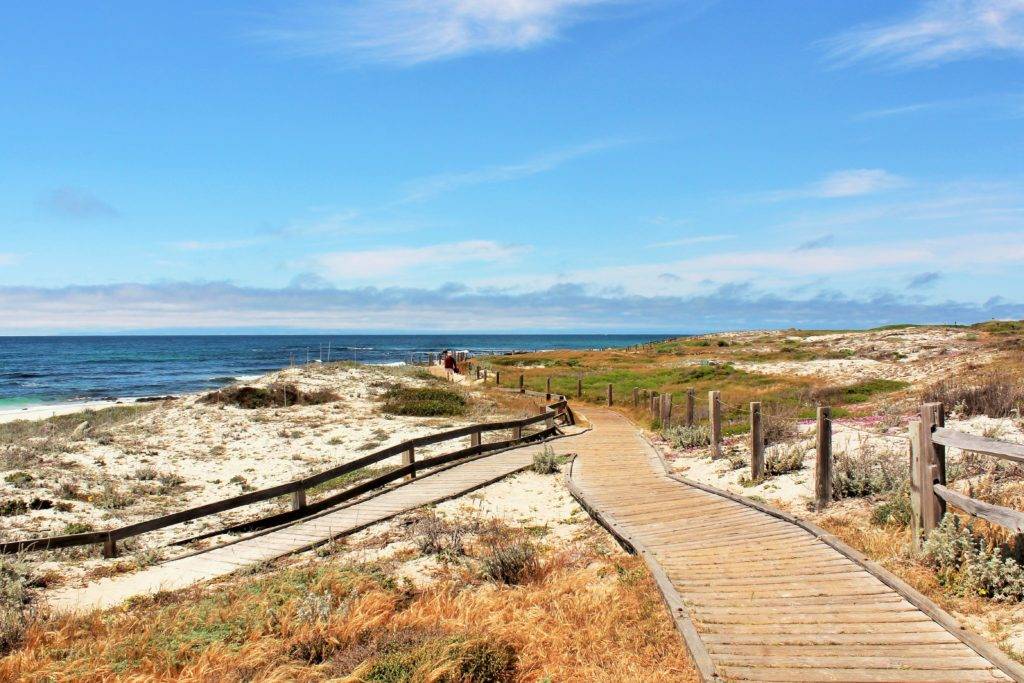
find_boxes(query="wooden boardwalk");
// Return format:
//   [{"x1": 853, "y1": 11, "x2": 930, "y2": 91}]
[
  {"x1": 46, "y1": 434, "x2": 574, "y2": 613},
  {"x1": 567, "y1": 407, "x2": 1022, "y2": 683}
]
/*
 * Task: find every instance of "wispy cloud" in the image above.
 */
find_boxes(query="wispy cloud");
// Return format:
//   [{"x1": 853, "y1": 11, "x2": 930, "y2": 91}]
[
  {"x1": 908, "y1": 271, "x2": 944, "y2": 288},
  {"x1": 400, "y1": 139, "x2": 624, "y2": 202},
  {"x1": 0, "y1": 253, "x2": 20, "y2": 267},
  {"x1": 2, "y1": 280, "x2": 1019, "y2": 333},
  {"x1": 648, "y1": 234, "x2": 735, "y2": 248},
  {"x1": 764, "y1": 169, "x2": 907, "y2": 202},
  {"x1": 254, "y1": 0, "x2": 629, "y2": 66},
  {"x1": 794, "y1": 234, "x2": 835, "y2": 251},
  {"x1": 312, "y1": 240, "x2": 528, "y2": 278},
  {"x1": 38, "y1": 187, "x2": 119, "y2": 220},
  {"x1": 824, "y1": 0, "x2": 1024, "y2": 69}
]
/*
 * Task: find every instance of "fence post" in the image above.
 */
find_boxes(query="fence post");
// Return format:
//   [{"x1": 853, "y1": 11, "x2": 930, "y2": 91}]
[
  {"x1": 815, "y1": 406, "x2": 832, "y2": 510},
  {"x1": 519, "y1": 374, "x2": 525, "y2": 393},
  {"x1": 483, "y1": 369, "x2": 488, "y2": 382},
  {"x1": 650, "y1": 392, "x2": 658, "y2": 417},
  {"x1": 291, "y1": 488, "x2": 307, "y2": 512},
  {"x1": 686, "y1": 388, "x2": 695, "y2": 427},
  {"x1": 750, "y1": 402, "x2": 764, "y2": 479},
  {"x1": 470, "y1": 429, "x2": 482, "y2": 449},
  {"x1": 709, "y1": 391, "x2": 722, "y2": 457},
  {"x1": 495, "y1": 371, "x2": 501, "y2": 385},
  {"x1": 514, "y1": 424, "x2": 523, "y2": 440},
  {"x1": 403, "y1": 446, "x2": 416, "y2": 481},
  {"x1": 103, "y1": 535, "x2": 117, "y2": 559},
  {"x1": 633, "y1": 387, "x2": 639, "y2": 407},
  {"x1": 546, "y1": 377, "x2": 552, "y2": 400},
  {"x1": 576, "y1": 376, "x2": 583, "y2": 399},
  {"x1": 607, "y1": 383, "x2": 613, "y2": 406},
  {"x1": 911, "y1": 402, "x2": 946, "y2": 547},
  {"x1": 661, "y1": 394, "x2": 673, "y2": 429}
]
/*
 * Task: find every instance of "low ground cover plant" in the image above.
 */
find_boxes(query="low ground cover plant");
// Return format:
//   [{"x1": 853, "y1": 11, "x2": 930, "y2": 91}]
[
  {"x1": 831, "y1": 440, "x2": 908, "y2": 499},
  {"x1": 665, "y1": 424, "x2": 711, "y2": 449},
  {"x1": 200, "y1": 383, "x2": 339, "y2": 409},
  {"x1": 381, "y1": 387, "x2": 468, "y2": 417},
  {"x1": 923, "y1": 515, "x2": 1024, "y2": 602}
]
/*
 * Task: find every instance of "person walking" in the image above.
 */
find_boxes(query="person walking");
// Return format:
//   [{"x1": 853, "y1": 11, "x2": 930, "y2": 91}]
[{"x1": 442, "y1": 351, "x2": 457, "y2": 380}]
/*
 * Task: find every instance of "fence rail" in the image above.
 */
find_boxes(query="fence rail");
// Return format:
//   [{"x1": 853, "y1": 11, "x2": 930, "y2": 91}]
[
  {"x1": 1, "y1": 388, "x2": 571, "y2": 558},
  {"x1": 911, "y1": 401, "x2": 1024, "y2": 547}
]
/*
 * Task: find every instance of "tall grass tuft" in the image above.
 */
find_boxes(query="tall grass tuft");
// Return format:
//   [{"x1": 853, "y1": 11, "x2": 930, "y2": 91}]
[{"x1": 923, "y1": 372, "x2": 1024, "y2": 417}]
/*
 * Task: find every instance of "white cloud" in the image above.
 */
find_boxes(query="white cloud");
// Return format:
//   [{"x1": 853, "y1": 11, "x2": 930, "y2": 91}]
[
  {"x1": 312, "y1": 240, "x2": 528, "y2": 278},
  {"x1": 400, "y1": 139, "x2": 623, "y2": 202},
  {"x1": 824, "y1": 0, "x2": 1024, "y2": 69},
  {"x1": 765, "y1": 169, "x2": 907, "y2": 201},
  {"x1": 0, "y1": 253, "x2": 20, "y2": 266},
  {"x1": 254, "y1": 0, "x2": 627, "y2": 66}
]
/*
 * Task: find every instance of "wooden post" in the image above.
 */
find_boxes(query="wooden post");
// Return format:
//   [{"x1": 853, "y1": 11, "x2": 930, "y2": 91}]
[
  {"x1": 576, "y1": 376, "x2": 582, "y2": 399},
  {"x1": 403, "y1": 446, "x2": 416, "y2": 481},
  {"x1": 661, "y1": 394, "x2": 673, "y2": 429},
  {"x1": 102, "y1": 535, "x2": 117, "y2": 559},
  {"x1": 495, "y1": 371, "x2": 501, "y2": 385},
  {"x1": 519, "y1": 374, "x2": 525, "y2": 393},
  {"x1": 514, "y1": 424, "x2": 523, "y2": 440},
  {"x1": 483, "y1": 369, "x2": 488, "y2": 382},
  {"x1": 546, "y1": 376, "x2": 552, "y2": 400},
  {"x1": 750, "y1": 402, "x2": 764, "y2": 479},
  {"x1": 607, "y1": 383, "x2": 613, "y2": 406},
  {"x1": 470, "y1": 429, "x2": 481, "y2": 449},
  {"x1": 633, "y1": 387, "x2": 639, "y2": 407},
  {"x1": 912, "y1": 402, "x2": 946, "y2": 546},
  {"x1": 650, "y1": 392, "x2": 658, "y2": 416},
  {"x1": 686, "y1": 389, "x2": 695, "y2": 427},
  {"x1": 709, "y1": 391, "x2": 722, "y2": 457},
  {"x1": 815, "y1": 406, "x2": 832, "y2": 510},
  {"x1": 291, "y1": 489, "x2": 307, "y2": 512}
]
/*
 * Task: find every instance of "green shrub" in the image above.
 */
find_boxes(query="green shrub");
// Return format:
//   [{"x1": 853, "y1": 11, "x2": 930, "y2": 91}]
[
  {"x1": 479, "y1": 536, "x2": 540, "y2": 585},
  {"x1": 665, "y1": 424, "x2": 711, "y2": 449},
  {"x1": 200, "y1": 383, "x2": 339, "y2": 409},
  {"x1": 382, "y1": 387, "x2": 467, "y2": 417},
  {"x1": 0, "y1": 559, "x2": 31, "y2": 654},
  {"x1": 765, "y1": 442, "x2": 807, "y2": 476},
  {"x1": 870, "y1": 489, "x2": 913, "y2": 527},
  {"x1": 923, "y1": 515, "x2": 1024, "y2": 602},
  {"x1": 531, "y1": 445, "x2": 562, "y2": 475},
  {"x1": 832, "y1": 441, "x2": 907, "y2": 499}
]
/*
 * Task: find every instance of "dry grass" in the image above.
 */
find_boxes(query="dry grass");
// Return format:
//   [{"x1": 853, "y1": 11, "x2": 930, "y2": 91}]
[
  {"x1": 923, "y1": 371, "x2": 1024, "y2": 418},
  {"x1": 1, "y1": 551, "x2": 694, "y2": 682},
  {"x1": 200, "y1": 384, "x2": 340, "y2": 410}
]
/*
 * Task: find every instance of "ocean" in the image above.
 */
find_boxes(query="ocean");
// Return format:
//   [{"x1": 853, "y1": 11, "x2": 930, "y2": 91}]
[{"x1": 0, "y1": 334, "x2": 671, "y2": 407}]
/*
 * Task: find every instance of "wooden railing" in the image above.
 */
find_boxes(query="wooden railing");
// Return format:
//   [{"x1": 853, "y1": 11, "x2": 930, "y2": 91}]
[
  {"x1": 911, "y1": 401, "x2": 1024, "y2": 546},
  {"x1": 1, "y1": 390, "x2": 572, "y2": 558}
]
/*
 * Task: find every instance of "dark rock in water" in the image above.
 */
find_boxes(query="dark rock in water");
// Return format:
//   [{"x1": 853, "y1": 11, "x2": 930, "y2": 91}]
[{"x1": 135, "y1": 396, "x2": 177, "y2": 403}]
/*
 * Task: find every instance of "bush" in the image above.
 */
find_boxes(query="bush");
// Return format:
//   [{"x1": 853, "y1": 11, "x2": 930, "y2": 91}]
[
  {"x1": 870, "y1": 488, "x2": 913, "y2": 526},
  {"x1": 762, "y1": 408, "x2": 798, "y2": 445},
  {"x1": 531, "y1": 445, "x2": 561, "y2": 474},
  {"x1": 832, "y1": 441, "x2": 908, "y2": 499},
  {"x1": 765, "y1": 442, "x2": 807, "y2": 476},
  {"x1": 811, "y1": 379, "x2": 909, "y2": 406},
  {"x1": 923, "y1": 372, "x2": 1024, "y2": 418},
  {"x1": 923, "y1": 515, "x2": 1024, "y2": 602},
  {"x1": 665, "y1": 424, "x2": 711, "y2": 449},
  {"x1": 0, "y1": 559, "x2": 31, "y2": 654},
  {"x1": 382, "y1": 387, "x2": 467, "y2": 417},
  {"x1": 479, "y1": 534, "x2": 540, "y2": 585},
  {"x1": 359, "y1": 635, "x2": 517, "y2": 683},
  {"x1": 200, "y1": 384, "x2": 339, "y2": 409},
  {"x1": 413, "y1": 512, "x2": 474, "y2": 560}
]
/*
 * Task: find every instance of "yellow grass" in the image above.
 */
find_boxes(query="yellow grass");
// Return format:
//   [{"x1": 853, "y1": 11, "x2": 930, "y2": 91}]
[{"x1": 1, "y1": 552, "x2": 694, "y2": 682}]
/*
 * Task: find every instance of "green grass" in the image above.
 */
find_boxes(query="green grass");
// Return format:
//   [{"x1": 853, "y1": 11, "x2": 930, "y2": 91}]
[
  {"x1": 814, "y1": 378, "x2": 908, "y2": 405},
  {"x1": 381, "y1": 387, "x2": 467, "y2": 417},
  {"x1": 305, "y1": 465, "x2": 400, "y2": 497}
]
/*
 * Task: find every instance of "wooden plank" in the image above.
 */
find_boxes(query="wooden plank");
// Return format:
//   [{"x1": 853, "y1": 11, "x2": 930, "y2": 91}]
[
  {"x1": 933, "y1": 426, "x2": 1024, "y2": 465},
  {"x1": 934, "y1": 484, "x2": 1024, "y2": 533},
  {"x1": 718, "y1": 666, "x2": 1004, "y2": 681},
  {"x1": 715, "y1": 654, "x2": 994, "y2": 669}
]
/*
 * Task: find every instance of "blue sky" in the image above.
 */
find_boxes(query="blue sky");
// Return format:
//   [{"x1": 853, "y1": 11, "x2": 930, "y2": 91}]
[{"x1": 3, "y1": 0, "x2": 1024, "y2": 333}]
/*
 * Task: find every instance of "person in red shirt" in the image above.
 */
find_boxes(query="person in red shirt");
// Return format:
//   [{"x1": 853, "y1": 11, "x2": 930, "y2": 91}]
[{"x1": 443, "y1": 351, "x2": 457, "y2": 380}]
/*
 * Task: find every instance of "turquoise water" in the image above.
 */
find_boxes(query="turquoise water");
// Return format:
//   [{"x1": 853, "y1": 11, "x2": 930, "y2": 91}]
[{"x1": 0, "y1": 334, "x2": 671, "y2": 406}]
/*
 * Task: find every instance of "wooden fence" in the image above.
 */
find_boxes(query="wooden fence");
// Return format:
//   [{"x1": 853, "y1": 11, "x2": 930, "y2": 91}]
[
  {"x1": 911, "y1": 401, "x2": 1024, "y2": 548},
  {"x1": 1, "y1": 390, "x2": 572, "y2": 558}
]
